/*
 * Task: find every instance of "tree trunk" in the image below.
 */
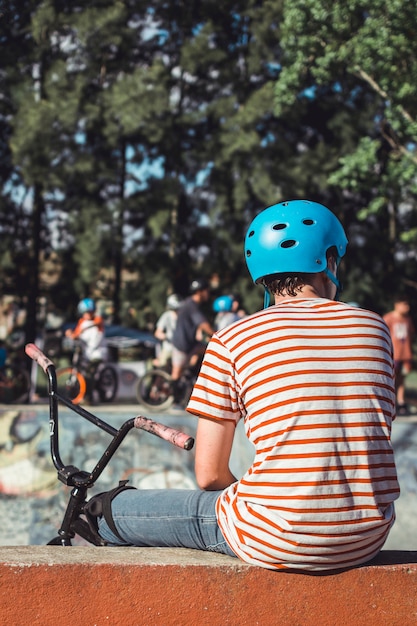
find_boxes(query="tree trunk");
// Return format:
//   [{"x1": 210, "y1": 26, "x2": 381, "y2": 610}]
[{"x1": 25, "y1": 183, "x2": 43, "y2": 345}]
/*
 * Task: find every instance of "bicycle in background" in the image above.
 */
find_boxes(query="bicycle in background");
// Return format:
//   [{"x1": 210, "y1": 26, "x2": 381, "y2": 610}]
[
  {"x1": 56, "y1": 340, "x2": 118, "y2": 404},
  {"x1": 136, "y1": 356, "x2": 203, "y2": 412}
]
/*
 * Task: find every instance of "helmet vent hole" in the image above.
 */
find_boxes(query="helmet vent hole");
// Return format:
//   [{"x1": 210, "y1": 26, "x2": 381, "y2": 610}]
[
  {"x1": 246, "y1": 250, "x2": 251, "y2": 257},
  {"x1": 272, "y1": 223, "x2": 287, "y2": 231},
  {"x1": 248, "y1": 230, "x2": 255, "y2": 238},
  {"x1": 280, "y1": 239, "x2": 297, "y2": 249},
  {"x1": 302, "y1": 219, "x2": 315, "y2": 226}
]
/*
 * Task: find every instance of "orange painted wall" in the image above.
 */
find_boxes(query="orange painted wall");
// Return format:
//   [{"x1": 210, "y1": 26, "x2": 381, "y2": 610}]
[{"x1": 1, "y1": 547, "x2": 416, "y2": 626}]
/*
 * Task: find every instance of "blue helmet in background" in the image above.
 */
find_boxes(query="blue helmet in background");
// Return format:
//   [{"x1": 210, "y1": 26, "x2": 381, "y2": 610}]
[
  {"x1": 77, "y1": 298, "x2": 96, "y2": 315},
  {"x1": 244, "y1": 200, "x2": 348, "y2": 284},
  {"x1": 213, "y1": 295, "x2": 234, "y2": 313}
]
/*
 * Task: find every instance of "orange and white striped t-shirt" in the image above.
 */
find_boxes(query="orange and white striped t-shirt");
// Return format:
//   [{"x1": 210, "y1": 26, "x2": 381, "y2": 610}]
[{"x1": 187, "y1": 298, "x2": 400, "y2": 571}]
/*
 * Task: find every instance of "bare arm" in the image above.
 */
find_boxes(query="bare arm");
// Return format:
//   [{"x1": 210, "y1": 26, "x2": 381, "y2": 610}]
[
  {"x1": 194, "y1": 415, "x2": 237, "y2": 490},
  {"x1": 65, "y1": 320, "x2": 82, "y2": 339},
  {"x1": 66, "y1": 318, "x2": 102, "y2": 339},
  {"x1": 154, "y1": 327, "x2": 166, "y2": 341},
  {"x1": 198, "y1": 320, "x2": 215, "y2": 339}
]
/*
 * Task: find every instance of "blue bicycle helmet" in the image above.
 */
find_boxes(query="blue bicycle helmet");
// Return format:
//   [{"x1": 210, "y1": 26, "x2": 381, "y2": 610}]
[
  {"x1": 245, "y1": 200, "x2": 348, "y2": 304},
  {"x1": 77, "y1": 298, "x2": 96, "y2": 315},
  {"x1": 213, "y1": 295, "x2": 234, "y2": 313}
]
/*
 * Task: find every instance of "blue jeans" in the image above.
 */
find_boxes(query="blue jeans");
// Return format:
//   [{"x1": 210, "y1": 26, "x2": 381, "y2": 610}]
[{"x1": 97, "y1": 488, "x2": 237, "y2": 557}]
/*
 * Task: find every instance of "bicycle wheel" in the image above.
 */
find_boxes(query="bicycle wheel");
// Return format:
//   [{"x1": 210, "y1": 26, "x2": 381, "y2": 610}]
[
  {"x1": 55, "y1": 367, "x2": 86, "y2": 404},
  {"x1": 0, "y1": 364, "x2": 30, "y2": 403},
  {"x1": 96, "y1": 366, "x2": 118, "y2": 403},
  {"x1": 136, "y1": 368, "x2": 174, "y2": 411}
]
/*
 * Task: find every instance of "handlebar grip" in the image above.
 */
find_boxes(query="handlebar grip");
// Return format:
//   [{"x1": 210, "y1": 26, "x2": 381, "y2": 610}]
[
  {"x1": 25, "y1": 343, "x2": 54, "y2": 373},
  {"x1": 134, "y1": 416, "x2": 194, "y2": 451}
]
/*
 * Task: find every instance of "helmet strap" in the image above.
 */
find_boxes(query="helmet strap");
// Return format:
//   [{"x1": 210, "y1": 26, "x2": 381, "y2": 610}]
[
  {"x1": 324, "y1": 268, "x2": 342, "y2": 300},
  {"x1": 263, "y1": 287, "x2": 271, "y2": 309}
]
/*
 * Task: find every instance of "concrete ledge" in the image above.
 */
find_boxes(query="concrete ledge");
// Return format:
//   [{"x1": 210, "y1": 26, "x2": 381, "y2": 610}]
[{"x1": 0, "y1": 547, "x2": 417, "y2": 625}]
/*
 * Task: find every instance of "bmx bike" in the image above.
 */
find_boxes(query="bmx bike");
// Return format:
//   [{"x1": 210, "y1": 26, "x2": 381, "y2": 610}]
[
  {"x1": 56, "y1": 341, "x2": 118, "y2": 404},
  {"x1": 136, "y1": 359, "x2": 201, "y2": 412},
  {"x1": 25, "y1": 343, "x2": 194, "y2": 546}
]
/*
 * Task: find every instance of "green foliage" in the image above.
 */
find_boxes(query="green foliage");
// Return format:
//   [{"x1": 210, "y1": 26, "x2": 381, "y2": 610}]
[
  {"x1": 275, "y1": 0, "x2": 417, "y2": 310},
  {"x1": 328, "y1": 137, "x2": 380, "y2": 194},
  {"x1": 2, "y1": 0, "x2": 417, "y2": 332}
]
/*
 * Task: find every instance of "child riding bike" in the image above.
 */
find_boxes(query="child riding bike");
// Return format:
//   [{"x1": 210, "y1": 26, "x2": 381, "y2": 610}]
[{"x1": 65, "y1": 298, "x2": 108, "y2": 404}]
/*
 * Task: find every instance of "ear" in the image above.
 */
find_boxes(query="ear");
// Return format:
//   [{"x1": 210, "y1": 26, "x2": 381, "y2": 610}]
[{"x1": 326, "y1": 255, "x2": 336, "y2": 273}]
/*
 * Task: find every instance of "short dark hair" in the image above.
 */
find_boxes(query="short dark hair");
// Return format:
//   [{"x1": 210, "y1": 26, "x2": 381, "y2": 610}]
[
  {"x1": 264, "y1": 274, "x2": 308, "y2": 297},
  {"x1": 394, "y1": 294, "x2": 409, "y2": 304},
  {"x1": 394, "y1": 293, "x2": 410, "y2": 304}
]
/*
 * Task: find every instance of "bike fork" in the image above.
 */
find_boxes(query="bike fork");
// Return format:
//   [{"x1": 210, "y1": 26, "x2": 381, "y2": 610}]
[{"x1": 52, "y1": 484, "x2": 108, "y2": 546}]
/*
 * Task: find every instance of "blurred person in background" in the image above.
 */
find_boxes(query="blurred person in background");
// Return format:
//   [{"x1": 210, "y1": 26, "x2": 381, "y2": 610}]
[
  {"x1": 170, "y1": 279, "x2": 215, "y2": 397},
  {"x1": 383, "y1": 295, "x2": 415, "y2": 415},
  {"x1": 153, "y1": 293, "x2": 182, "y2": 368},
  {"x1": 213, "y1": 294, "x2": 242, "y2": 331},
  {"x1": 65, "y1": 298, "x2": 108, "y2": 403}
]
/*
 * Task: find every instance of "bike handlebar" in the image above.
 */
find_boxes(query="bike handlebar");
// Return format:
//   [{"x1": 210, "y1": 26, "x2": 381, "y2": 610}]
[
  {"x1": 25, "y1": 343, "x2": 54, "y2": 373},
  {"x1": 134, "y1": 415, "x2": 194, "y2": 450},
  {"x1": 25, "y1": 343, "x2": 195, "y2": 452}
]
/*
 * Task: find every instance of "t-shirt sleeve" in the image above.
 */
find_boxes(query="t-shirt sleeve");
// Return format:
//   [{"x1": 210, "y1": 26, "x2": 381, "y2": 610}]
[
  {"x1": 189, "y1": 308, "x2": 206, "y2": 329},
  {"x1": 187, "y1": 335, "x2": 243, "y2": 423},
  {"x1": 156, "y1": 311, "x2": 168, "y2": 331}
]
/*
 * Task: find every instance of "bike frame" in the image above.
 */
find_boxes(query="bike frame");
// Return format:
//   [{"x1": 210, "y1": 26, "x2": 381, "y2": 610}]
[{"x1": 25, "y1": 343, "x2": 194, "y2": 546}]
